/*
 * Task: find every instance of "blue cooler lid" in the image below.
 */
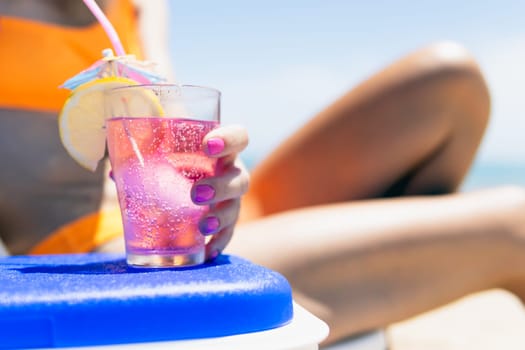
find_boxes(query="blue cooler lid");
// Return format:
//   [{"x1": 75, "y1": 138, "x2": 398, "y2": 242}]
[{"x1": 0, "y1": 253, "x2": 293, "y2": 349}]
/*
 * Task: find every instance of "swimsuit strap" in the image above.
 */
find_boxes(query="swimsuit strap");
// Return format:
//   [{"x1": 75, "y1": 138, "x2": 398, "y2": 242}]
[{"x1": 0, "y1": 0, "x2": 144, "y2": 113}]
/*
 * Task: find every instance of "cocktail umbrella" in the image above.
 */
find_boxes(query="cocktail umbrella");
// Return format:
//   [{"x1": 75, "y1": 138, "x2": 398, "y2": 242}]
[
  {"x1": 61, "y1": 0, "x2": 165, "y2": 90},
  {"x1": 61, "y1": 48, "x2": 166, "y2": 90},
  {"x1": 59, "y1": 0, "x2": 166, "y2": 170}
]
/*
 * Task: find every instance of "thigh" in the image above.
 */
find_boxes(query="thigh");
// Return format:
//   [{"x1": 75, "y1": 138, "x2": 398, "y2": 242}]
[{"x1": 242, "y1": 41, "x2": 490, "y2": 219}]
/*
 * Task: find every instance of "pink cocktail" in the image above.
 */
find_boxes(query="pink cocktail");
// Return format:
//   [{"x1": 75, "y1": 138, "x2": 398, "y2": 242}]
[{"x1": 105, "y1": 85, "x2": 220, "y2": 267}]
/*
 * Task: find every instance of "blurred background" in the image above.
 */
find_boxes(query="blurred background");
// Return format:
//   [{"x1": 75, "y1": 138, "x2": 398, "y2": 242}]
[
  {"x1": 166, "y1": 2, "x2": 525, "y2": 348},
  {"x1": 167, "y1": 0, "x2": 525, "y2": 190}
]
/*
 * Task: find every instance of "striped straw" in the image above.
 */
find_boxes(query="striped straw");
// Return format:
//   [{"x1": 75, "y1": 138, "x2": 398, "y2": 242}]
[{"x1": 82, "y1": 0, "x2": 126, "y2": 56}]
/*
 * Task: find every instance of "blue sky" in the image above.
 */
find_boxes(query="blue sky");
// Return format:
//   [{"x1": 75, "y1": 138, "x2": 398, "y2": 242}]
[{"x1": 168, "y1": 1, "x2": 525, "y2": 166}]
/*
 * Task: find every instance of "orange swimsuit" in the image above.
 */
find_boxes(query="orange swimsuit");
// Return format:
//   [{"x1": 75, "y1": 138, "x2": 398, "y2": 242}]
[
  {"x1": 0, "y1": 0, "x2": 143, "y2": 254},
  {"x1": 0, "y1": 0, "x2": 143, "y2": 113}
]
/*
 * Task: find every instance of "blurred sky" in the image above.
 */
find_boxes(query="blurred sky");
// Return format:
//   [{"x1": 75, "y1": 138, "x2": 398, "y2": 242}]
[{"x1": 167, "y1": 0, "x2": 525, "y2": 166}]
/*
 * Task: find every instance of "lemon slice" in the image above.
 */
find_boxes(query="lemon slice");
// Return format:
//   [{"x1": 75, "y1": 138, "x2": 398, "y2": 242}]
[{"x1": 58, "y1": 77, "x2": 163, "y2": 171}]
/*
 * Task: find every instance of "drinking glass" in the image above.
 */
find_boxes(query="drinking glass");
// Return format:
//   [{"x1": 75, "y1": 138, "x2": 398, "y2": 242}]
[{"x1": 105, "y1": 84, "x2": 220, "y2": 267}]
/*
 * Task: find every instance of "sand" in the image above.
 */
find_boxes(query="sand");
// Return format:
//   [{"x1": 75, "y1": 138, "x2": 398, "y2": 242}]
[{"x1": 388, "y1": 289, "x2": 525, "y2": 349}]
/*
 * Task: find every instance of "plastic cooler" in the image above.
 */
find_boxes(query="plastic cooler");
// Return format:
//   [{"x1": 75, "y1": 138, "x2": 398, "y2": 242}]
[{"x1": 0, "y1": 253, "x2": 328, "y2": 349}]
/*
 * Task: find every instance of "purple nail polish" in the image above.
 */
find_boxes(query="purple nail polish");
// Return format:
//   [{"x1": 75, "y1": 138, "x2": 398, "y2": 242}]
[
  {"x1": 194, "y1": 184, "x2": 215, "y2": 203},
  {"x1": 209, "y1": 249, "x2": 221, "y2": 260},
  {"x1": 200, "y1": 216, "x2": 220, "y2": 235},
  {"x1": 207, "y1": 138, "x2": 225, "y2": 155}
]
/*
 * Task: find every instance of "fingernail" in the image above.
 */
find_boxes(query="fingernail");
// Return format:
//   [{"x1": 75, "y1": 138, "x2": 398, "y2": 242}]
[
  {"x1": 194, "y1": 184, "x2": 215, "y2": 203},
  {"x1": 209, "y1": 249, "x2": 221, "y2": 260},
  {"x1": 199, "y1": 216, "x2": 220, "y2": 235},
  {"x1": 207, "y1": 138, "x2": 225, "y2": 155},
  {"x1": 109, "y1": 170, "x2": 114, "y2": 181}
]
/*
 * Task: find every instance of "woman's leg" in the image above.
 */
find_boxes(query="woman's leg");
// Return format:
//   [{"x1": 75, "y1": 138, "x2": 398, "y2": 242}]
[
  {"x1": 241, "y1": 41, "x2": 490, "y2": 219},
  {"x1": 229, "y1": 187, "x2": 525, "y2": 345},
  {"x1": 227, "y1": 42, "x2": 525, "y2": 345}
]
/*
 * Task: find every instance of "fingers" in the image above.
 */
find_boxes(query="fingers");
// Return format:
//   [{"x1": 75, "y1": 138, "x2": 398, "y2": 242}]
[
  {"x1": 203, "y1": 125, "x2": 249, "y2": 160},
  {"x1": 198, "y1": 198, "x2": 240, "y2": 236},
  {"x1": 191, "y1": 157, "x2": 248, "y2": 261},
  {"x1": 199, "y1": 199, "x2": 240, "y2": 261},
  {"x1": 205, "y1": 226, "x2": 235, "y2": 261},
  {"x1": 196, "y1": 124, "x2": 249, "y2": 261},
  {"x1": 191, "y1": 157, "x2": 250, "y2": 205}
]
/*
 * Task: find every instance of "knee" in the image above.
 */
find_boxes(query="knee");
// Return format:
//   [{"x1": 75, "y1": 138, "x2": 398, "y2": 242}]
[
  {"x1": 421, "y1": 41, "x2": 482, "y2": 74},
  {"x1": 412, "y1": 41, "x2": 491, "y2": 135},
  {"x1": 414, "y1": 41, "x2": 483, "y2": 81}
]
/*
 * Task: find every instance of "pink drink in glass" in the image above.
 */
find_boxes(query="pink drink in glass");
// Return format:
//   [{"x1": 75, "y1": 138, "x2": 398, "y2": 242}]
[{"x1": 106, "y1": 117, "x2": 218, "y2": 267}]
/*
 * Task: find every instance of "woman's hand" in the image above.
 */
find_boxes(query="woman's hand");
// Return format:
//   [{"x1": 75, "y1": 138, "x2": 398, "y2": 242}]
[{"x1": 191, "y1": 125, "x2": 250, "y2": 260}]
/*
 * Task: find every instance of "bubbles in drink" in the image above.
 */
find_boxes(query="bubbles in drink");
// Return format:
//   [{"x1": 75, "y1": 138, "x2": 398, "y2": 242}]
[{"x1": 106, "y1": 117, "x2": 218, "y2": 256}]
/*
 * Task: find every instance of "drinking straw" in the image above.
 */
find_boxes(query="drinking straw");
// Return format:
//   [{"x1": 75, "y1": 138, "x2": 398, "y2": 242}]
[
  {"x1": 82, "y1": 0, "x2": 126, "y2": 56},
  {"x1": 82, "y1": 0, "x2": 145, "y2": 165}
]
